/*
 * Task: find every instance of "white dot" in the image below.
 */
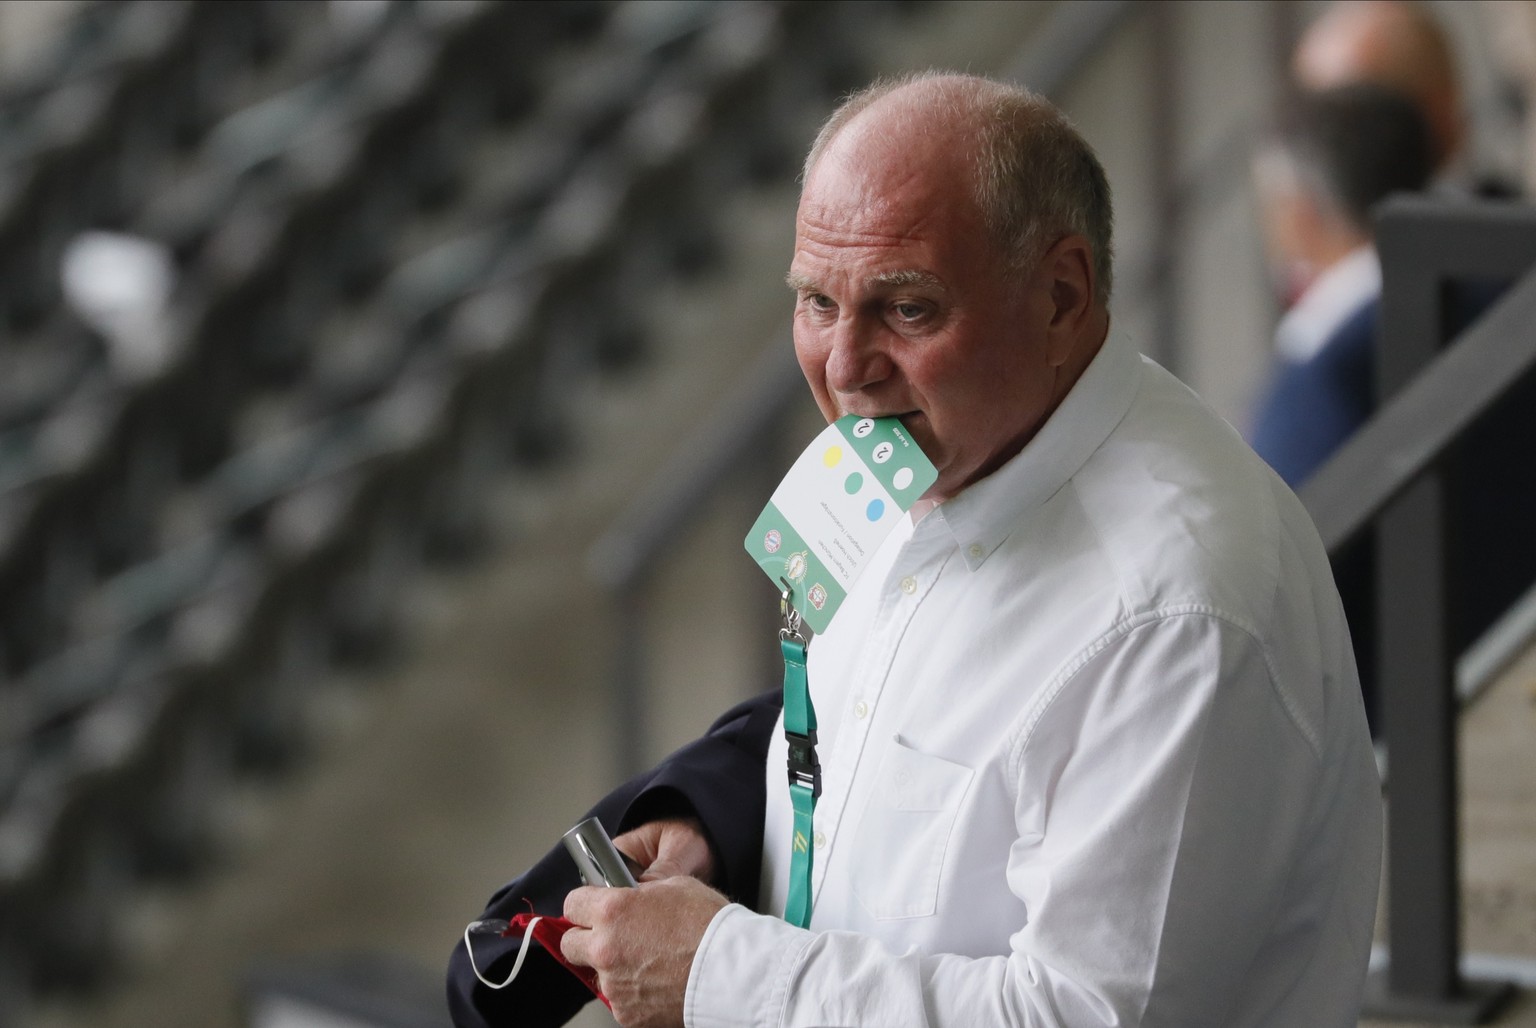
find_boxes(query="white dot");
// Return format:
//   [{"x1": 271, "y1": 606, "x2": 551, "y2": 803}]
[{"x1": 893, "y1": 467, "x2": 914, "y2": 490}]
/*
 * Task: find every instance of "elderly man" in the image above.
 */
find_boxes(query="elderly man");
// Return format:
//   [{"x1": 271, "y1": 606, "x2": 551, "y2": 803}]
[{"x1": 449, "y1": 73, "x2": 1381, "y2": 1028}]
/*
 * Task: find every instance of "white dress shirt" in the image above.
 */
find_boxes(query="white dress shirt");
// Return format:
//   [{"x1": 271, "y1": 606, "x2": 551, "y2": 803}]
[{"x1": 685, "y1": 331, "x2": 1383, "y2": 1027}]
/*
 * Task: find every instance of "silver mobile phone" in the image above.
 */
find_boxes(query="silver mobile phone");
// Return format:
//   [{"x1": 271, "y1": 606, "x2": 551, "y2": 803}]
[{"x1": 562, "y1": 817, "x2": 639, "y2": 888}]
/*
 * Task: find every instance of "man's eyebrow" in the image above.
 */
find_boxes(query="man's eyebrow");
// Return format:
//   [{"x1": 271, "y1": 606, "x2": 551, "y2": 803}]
[
  {"x1": 867, "y1": 269, "x2": 945, "y2": 291},
  {"x1": 785, "y1": 269, "x2": 946, "y2": 292}
]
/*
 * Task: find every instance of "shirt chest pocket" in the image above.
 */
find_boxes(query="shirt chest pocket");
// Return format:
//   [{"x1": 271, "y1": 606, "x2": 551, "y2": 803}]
[{"x1": 850, "y1": 738, "x2": 975, "y2": 920}]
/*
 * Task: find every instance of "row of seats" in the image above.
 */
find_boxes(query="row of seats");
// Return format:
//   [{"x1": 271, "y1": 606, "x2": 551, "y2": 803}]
[
  {"x1": 0, "y1": 1, "x2": 904, "y2": 1018},
  {"x1": 0, "y1": 1, "x2": 345, "y2": 338},
  {"x1": 0, "y1": 1, "x2": 596, "y2": 678}
]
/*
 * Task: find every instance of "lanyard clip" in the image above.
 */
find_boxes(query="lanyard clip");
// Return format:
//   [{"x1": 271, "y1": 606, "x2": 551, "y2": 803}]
[
  {"x1": 786, "y1": 728, "x2": 822, "y2": 799},
  {"x1": 779, "y1": 577, "x2": 805, "y2": 643}
]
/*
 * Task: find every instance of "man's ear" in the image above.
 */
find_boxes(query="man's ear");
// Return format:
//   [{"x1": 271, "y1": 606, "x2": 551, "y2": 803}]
[{"x1": 1041, "y1": 234, "x2": 1097, "y2": 368}]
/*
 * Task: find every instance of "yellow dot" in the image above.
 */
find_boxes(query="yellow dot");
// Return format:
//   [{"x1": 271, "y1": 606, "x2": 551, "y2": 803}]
[{"x1": 823, "y1": 445, "x2": 843, "y2": 468}]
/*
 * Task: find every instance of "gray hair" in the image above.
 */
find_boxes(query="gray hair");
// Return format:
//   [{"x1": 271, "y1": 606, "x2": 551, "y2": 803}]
[{"x1": 802, "y1": 72, "x2": 1115, "y2": 305}]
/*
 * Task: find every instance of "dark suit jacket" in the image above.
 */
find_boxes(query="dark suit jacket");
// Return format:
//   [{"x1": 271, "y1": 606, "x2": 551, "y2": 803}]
[{"x1": 446, "y1": 690, "x2": 782, "y2": 1027}]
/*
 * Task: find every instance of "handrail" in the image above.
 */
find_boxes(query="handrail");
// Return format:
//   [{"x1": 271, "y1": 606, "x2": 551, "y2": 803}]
[
  {"x1": 1303, "y1": 210, "x2": 1536, "y2": 703},
  {"x1": 1298, "y1": 258, "x2": 1536, "y2": 549},
  {"x1": 1307, "y1": 198, "x2": 1536, "y2": 702}
]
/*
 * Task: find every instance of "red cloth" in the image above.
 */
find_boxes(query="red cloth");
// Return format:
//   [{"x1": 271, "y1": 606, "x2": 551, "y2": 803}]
[{"x1": 503, "y1": 912, "x2": 609, "y2": 1008}]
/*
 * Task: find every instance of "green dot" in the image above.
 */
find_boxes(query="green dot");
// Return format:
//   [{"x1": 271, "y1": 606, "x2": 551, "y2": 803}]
[{"x1": 844, "y1": 472, "x2": 864, "y2": 495}]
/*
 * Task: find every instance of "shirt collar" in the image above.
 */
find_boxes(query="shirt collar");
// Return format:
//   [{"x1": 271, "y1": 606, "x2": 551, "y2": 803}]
[
  {"x1": 1274, "y1": 246, "x2": 1380, "y2": 363},
  {"x1": 931, "y1": 329, "x2": 1142, "y2": 571}
]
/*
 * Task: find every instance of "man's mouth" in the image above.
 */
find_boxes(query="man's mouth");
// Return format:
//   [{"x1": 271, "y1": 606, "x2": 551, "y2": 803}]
[{"x1": 838, "y1": 407, "x2": 920, "y2": 423}]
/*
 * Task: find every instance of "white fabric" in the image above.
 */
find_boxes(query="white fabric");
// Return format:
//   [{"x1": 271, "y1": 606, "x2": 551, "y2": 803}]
[
  {"x1": 686, "y1": 331, "x2": 1383, "y2": 1027},
  {"x1": 1274, "y1": 246, "x2": 1381, "y2": 363}
]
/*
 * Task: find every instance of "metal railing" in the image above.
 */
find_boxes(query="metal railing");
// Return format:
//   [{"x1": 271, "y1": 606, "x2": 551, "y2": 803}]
[{"x1": 1300, "y1": 196, "x2": 1536, "y2": 1022}]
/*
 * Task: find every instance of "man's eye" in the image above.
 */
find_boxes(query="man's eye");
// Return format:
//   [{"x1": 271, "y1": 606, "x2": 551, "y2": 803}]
[
  {"x1": 892, "y1": 302, "x2": 928, "y2": 321},
  {"x1": 806, "y1": 293, "x2": 836, "y2": 312}
]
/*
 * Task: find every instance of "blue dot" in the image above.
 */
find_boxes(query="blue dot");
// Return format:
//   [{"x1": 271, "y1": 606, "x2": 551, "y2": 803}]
[{"x1": 865, "y1": 498, "x2": 886, "y2": 521}]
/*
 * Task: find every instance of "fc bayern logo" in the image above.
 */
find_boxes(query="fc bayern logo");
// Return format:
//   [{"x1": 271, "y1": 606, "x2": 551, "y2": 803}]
[{"x1": 764, "y1": 529, "x2": 782, "y2": 554}]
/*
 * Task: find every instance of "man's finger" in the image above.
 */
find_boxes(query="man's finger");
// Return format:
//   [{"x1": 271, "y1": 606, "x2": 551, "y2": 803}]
[
  {"x1": 558, "y1": 924, "x2": 592, "y2": 968},
  {"x1": 638, "y1": 859, "x2": 684, "y2": 883},
  {"x1": 625, "y1": 818, "x2": 716, "y2": 884},
  {"x1": 613, "y1": 823, "x2": 660, "y2": 864},
  {"x1": 562, "y1": 884, "x2": 606, "y2": 927}
]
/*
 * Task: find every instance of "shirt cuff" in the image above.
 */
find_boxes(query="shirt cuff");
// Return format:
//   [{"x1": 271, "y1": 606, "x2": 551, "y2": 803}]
[{"x1": 685, "y1": 904, "x2": 814, "y2": 1028}]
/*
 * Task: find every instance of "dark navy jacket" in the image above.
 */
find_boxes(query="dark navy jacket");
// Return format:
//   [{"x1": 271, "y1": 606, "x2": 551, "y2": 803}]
[{"x1": 446, "y1": 690, "x2": 781, "y2": 1027}]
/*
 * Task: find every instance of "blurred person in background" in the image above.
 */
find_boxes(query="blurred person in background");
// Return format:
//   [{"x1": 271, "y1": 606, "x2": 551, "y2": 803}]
[
  {"x1": 1250, "y1": 1, "x2": 1536, "y2": 737},
  {"x1": 450, "y1": 72, "x2": 1382, "y2": 1028},
  {"x1": 1255, "y1": 0, "x2": 1512, "y2": 491},
  {"x1": 1247, "y1": 84, "x2": 1436, "y2": 733},
  {"x1": 1248, "y1": 84, "x2": 1435, "y2": 490}
]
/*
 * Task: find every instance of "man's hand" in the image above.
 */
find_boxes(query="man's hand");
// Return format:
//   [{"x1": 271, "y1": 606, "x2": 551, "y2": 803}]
[
  {"x1": 613, "y1": 817, "x2": 716, "y2": 884},
  {"x1": 561, "y1": 875, "x2": 728, "y2": 1028}
]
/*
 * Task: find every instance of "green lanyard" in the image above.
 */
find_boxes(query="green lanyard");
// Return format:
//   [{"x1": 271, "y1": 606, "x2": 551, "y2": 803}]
[{"x1": 779, "y1": 579, "x2": 819, "y2": 928}]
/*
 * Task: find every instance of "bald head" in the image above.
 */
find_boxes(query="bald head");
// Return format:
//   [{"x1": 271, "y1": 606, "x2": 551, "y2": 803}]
[
  {"x1": 802, "y1": 73, "x2": 1115, "y2": 305},
  {"x1": 1293, "y1": 1, "x2": 1463, "y2": 167}
]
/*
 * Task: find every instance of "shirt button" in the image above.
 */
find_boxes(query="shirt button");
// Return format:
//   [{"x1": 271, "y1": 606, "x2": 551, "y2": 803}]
[
  {"x1": 854, "y1": 700, "x2": 869, "y2": 719},
  {"x1": 900, "y1": 575, "x2": 917, "y2": 594},
  {"x1": 968, "y1": 543, "x2": 985, "y2": 559},
  {"x1": 813, "y1": 831, "x2": 826, "y2": 850}
]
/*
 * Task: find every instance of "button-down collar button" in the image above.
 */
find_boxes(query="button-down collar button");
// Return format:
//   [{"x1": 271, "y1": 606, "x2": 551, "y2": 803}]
[
  {"x1": 813, "y1": 831, "x2": 826, "y2": 850},
  {"x1": 899, "y1": 575, "x2": 917, "y2": 595},
  {"x1": 854, "y1": 700, "x2": 869, "y2": 719},
  {"x1": 968, "y1": 543, "x2": 985, "y2": 560}
]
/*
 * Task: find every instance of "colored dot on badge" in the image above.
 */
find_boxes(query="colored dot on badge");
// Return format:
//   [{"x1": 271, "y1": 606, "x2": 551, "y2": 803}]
[
  {"x1": 892, "y1": 467, "x2": 914, "y2": 490},
  {"x1": 844, "y1": 472, "x2": 864, "y2": 495},
  {"x1": 823, "y1": 445, "x2": 843, "y2": 468},
  {"x1": 866, "y1": 498, "x2": 886, "y2": 521}
]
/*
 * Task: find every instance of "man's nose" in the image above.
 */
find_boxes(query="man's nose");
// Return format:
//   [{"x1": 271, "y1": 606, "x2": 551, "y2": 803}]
[{"x1": 824, "y1": 318, "x2": 892, "y2": 394}]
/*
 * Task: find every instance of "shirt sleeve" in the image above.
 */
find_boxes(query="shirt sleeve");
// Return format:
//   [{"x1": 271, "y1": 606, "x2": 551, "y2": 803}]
[{"x1": 686, "y1": 611, "x2": 1331, "y2": 1028}]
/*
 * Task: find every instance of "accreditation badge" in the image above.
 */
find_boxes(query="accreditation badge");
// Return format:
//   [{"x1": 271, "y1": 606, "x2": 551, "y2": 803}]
[{"x1": 744, "y1": 415, "x2": 937, "y2": 633}]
